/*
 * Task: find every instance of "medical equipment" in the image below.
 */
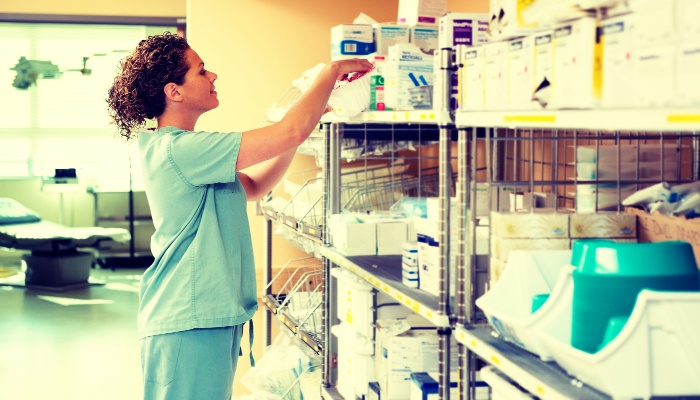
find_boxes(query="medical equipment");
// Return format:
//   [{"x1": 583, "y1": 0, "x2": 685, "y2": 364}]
[{"x1": 0, "y1": 198, "x2": 130, "y2": 290}]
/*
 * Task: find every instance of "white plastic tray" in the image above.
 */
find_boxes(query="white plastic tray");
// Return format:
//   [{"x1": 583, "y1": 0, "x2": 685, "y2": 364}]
[
  {"x1": 476, "y1": 250, "x2": 573, "y2": 360},
  {"x1": 537, "y1": 289, "x2": 700, "y2": 399}
]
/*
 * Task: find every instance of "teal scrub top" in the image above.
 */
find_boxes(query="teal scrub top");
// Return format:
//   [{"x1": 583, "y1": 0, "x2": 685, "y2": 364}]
[{"x1": 136, "y1": 127, "x2": 258, "y2": 339}]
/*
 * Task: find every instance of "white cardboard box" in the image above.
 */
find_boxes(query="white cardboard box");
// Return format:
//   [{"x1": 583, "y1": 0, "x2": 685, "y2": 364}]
[
  {"x1": 410, "y1": 26, "x2": 439, "y2": 53},
  {"x1": 506, "y1": 35, "x2": 537, "y2": 110},
  {"x1": 484, "y1": 41, "x2": 508, "y2": 110},
  {"x1": 532, "y1": 30, "x2": 554, "y2": 108},
  {"x1": 458, "y1": 45, "x2": 486, "y2": 111},
  {"x1": 601, "y1": 15, "x2": 639, "y2": 108},
  {"x1": 383, "y1": 60, "x2": 434, "y2": 110},
  {"x1": 375, "y1": 24, "x2": 411, "y2": 56},
  {"x1": 377, "y1": 220, "x2": 409, "y2": 255},
  {"x1": 388, "y1": 42, "x2": 435, "y2": 62},
  {"x1": 375, "y1": 318, "x2": 458, "y2": 400},
  {"x1": 398, "y1": 0, "x2": 447, "y2": 26},
  {"x1": 675, "y1": 40, "x2": 700, "y2": 106},
  {"x1": 328, "y1": 215, "x2": 377, "y2": 256},
  {"x1": 549, "y1": 17, "x2": 601, "y2": 109}
]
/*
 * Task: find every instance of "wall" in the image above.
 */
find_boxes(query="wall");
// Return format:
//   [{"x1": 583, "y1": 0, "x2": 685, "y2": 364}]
[{"x1": 0, "y1": 0, "x2": 185, "y2": 17}]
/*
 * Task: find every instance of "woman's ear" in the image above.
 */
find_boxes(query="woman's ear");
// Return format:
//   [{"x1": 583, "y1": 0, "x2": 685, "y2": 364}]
[{"x1": 163, "y1": 83, "x2": 182, "y2": 102}]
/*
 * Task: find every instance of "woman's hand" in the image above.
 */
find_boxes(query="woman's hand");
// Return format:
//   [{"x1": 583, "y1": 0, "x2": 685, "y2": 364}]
[{"x1": 331, "y1": 58, "x2": 374, "y2": 82}]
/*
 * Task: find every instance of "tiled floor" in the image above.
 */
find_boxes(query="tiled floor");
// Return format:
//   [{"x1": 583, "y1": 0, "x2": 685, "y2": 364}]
[{"x1": 0, "y1": 268, "x2": 144, "y2": 400}]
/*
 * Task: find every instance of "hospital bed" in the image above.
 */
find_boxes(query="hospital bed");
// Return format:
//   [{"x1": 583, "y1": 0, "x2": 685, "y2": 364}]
[{"x1": 0, "y1": 198, "x2": 131, "y2": 289}]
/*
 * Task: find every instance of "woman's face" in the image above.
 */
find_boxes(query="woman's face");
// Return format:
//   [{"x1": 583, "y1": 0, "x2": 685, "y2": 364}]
[{"x1": 179, "y1": 48, "x2": 219, "y2": 113}]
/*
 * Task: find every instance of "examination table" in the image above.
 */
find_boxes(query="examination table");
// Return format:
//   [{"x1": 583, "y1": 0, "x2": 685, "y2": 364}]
[{"x1": 0, "y1": 198, "x2": 130, "y2": 289}]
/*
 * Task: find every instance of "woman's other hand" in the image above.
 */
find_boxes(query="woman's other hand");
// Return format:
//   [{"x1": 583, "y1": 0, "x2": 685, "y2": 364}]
[{"x1": 333, "y1": 58, "x2": 374, "y2": 82}]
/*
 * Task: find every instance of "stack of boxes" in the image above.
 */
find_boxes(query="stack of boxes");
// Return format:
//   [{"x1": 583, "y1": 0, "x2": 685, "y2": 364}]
[
  {"x1": 374, "y1": 316, "x2": 460, "y2": 399},
  {"x1": 458, "y1": 0, "x2": 700, "y2": 112},
  {"x1": 330, "y1": 0, "x2": 492, "y2": 112},
  {"x1": 574, "y1": 143, "x2": 682, "y2": 213},
  {"x1": 332, "y1": 268, "x2": 413, "y2": 399},
  {"x1": 489, "y1": 210, "x2": 637, "y2": 286}
]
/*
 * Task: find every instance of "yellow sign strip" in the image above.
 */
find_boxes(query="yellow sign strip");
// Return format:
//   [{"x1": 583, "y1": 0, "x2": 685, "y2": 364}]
[
  {"x1": 667, "y1": 114, "x2": 700, "y2": 123},
  {"x1": 503, "y1": 115, "x2": 556, "y2": 123}
]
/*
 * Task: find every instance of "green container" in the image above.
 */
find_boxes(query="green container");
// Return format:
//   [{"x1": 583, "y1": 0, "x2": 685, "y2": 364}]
[{"x1": 571, "y1": 241, "x2": 699, "y2": 353}]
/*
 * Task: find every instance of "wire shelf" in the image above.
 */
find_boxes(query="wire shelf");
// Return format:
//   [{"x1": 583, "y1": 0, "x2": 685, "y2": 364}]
[{"x1": 262, "y1": 257, "x2": 324, "y2": 356}]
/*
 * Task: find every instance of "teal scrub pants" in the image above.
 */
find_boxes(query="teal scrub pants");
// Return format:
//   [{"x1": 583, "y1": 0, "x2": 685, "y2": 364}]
[{"x1": 140, "y1": 325, "x2": 244, "y2": 400}]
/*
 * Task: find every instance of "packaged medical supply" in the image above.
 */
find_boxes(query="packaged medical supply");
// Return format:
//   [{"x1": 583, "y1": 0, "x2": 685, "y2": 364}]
[
  {"x1": 331, "y1": 24, "x2": 375, "y2": 60},
  {"x1": 483, "y1": 41, "x2": 508, "y2": 110},
  {"x1": 506, "y1": 36, "x2": 536, "y2": 110},
  {"x1": 601, "y1": 15, "x2": 638, "y2": 108},
  {"x1": 549, "y1": 17, "x2": 601, "y2": 109},
  {"x1": 388, "y1": 43, "x2": 434, "y2": 62},
  {"x1": 458, "y1": 45, "x2": 486, "y2": 111},
  {"x1": 532, "y1": 31, "x2": 554, "y2": 108},
  {"x1": 383, "y1": 60, "x2": 433, "y2": 110},
  {"x1": 375, "y1": 24, "x2": 411, "y2": 56},
  {"x1": 410, "y1": 26, "x2": 439, "y2": 54},
  {"x1": 489, "y1": 0, "x2": 550, "y2": 40},
  {"x1": 438, "y1": 12, "x2": 489, "y2": 48},
  {"x1": 397, "y1": 0, "x2": 447, "y2": 26}
]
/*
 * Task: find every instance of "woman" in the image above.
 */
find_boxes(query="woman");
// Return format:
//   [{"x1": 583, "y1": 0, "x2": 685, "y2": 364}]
[{"x1": 106, "y1": 32, "x2": 372, "y2": 399}]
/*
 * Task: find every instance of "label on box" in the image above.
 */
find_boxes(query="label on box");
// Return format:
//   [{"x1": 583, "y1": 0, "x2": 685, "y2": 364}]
[
  {"x1": 371, "y1": 75, "x2": 386, "y2": 111},
  {"x1": 411, "y1": 26, "x2": 439, "y2": 53}
]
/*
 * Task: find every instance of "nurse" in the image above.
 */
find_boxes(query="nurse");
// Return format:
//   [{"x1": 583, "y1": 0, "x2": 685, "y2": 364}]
[{"x1": 106, "y1": 32, "x2": 372, "y2": 400}]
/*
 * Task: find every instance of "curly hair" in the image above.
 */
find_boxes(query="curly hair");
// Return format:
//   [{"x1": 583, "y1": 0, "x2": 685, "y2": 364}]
[{"x1": 106, "y1": 33, "x2": 190, "y2": 140}]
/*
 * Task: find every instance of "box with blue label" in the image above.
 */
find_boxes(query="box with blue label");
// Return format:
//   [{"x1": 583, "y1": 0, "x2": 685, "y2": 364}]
[
  {"x1": 383, "y1": 60, "x2": 434, "y2": 110},
  {"x1": 331, "y1": 24, "x2": 375, "y2": 60},
  {"x1": 375, "y1": 317, "x2": 459, "y2": 399},
  {"x1": 410, "y1": 371, "x2": 489, "y2": 400}
]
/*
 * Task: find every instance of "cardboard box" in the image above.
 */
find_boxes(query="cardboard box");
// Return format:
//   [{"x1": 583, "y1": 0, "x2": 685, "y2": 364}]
[
  {"x1": 532, "y1": 30, "x2": 554, "y2": 109},
  {"x1": 388, "y1": 42, "x2": 435, "y2": 62},
  {"x1": 383, "y1": 60, "x2": 434, "y2": 110},
  {"x1": 331, "y1": 24, "x2": 375, "y2": 60},
  {"x1": 490, "y1": 235, "x2": 570, "y2": 262},
  {"x1": 438, "y1": 13, "x2": 489, "y2": 48},
  {"x1": 398, "y1": 0, "x2": 447, "y2": 26},
  {"x1": 490, "y1": 211, "x2": 570, "y2": 238},
  {"x1": 377, "y1": 220, "x2": 410, "y2": 255},
  {"x1": 328, "y1": 214, "x2": 377, "y2": 256},
  {"x1": 458, "y1": 45, "x2": 486, "y2": 111},
  {"x1": 626, "y1": 206, "x2": 700, "y2": 268},
  {"x1": 601, "y1": 15, "x2": 639, "y2": 108},
  {"x1": 569, "y1": 212, "x2": 636, "y2": 239},
  {"x1": 489, "y1": 0, "x2": 547, "y2": 40},
  {"x1": 549, "y1": 17, "x2": 601, "y2": 109},
  {"x1": 375, "y1": 317, "x2": 458, "y2": 400},
  {"x1": 484, "y1": 41, "x2": 508, "y2": 110},
  {"x1": 332, "y1": 323, "x2": 376, "y2": 399},
  {"x1": 635, "y1": 44, "x2": 676, "y2": 108},
  {"x1": 631, "y1": 0, "x2": 677, "y2": 46},
  {"x1": 506, "y1": 35, "x2": 537, "y2": 110},
  {"x1": 375, "y1": 24, "x2": 411, "y2": 56},
  {"x1": 509, "y1": 191, "x2": 557, "y2": 212},
  {"x1": 675, "y1": 40, "x2": 700, "y2": 107},
  {"x1": 410, "y1": 26, "x2": 439, "y2": 53}
]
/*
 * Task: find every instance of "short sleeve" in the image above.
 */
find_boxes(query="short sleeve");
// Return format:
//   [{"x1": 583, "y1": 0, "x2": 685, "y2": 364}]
[{"x1": 169, "y1": 131, "x2": 242, "y2": 186}]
